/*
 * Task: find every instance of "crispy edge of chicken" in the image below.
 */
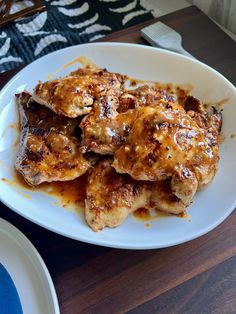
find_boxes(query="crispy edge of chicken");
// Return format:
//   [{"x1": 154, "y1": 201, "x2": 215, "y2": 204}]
[
  {"x1": 184, "y1": 96, "x2": 222, "y2": 189},
  {"x1": 118, "y1": 85, "x2": 175, "y2": 113},
  {"x1": 15, "y1": 92, "x2": 90, "y2": 185},
  {"x1": 150, "y1": 166, "x2": 198, "y2": 214},
  {"x1": 32, "y1": 68, "x2": 122, "y2": 118},
  {"x1": 85, "y1": 158, "x2": 151, "y2": 231}
]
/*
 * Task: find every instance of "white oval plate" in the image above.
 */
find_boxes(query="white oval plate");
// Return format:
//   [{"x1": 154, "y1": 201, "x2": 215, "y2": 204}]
[
  {"x1": 0, "y1": 218, "x2": 59, "y2": 314},
  {"x1": 0, "y1": 43, "x2": 236, "y2": 249}
]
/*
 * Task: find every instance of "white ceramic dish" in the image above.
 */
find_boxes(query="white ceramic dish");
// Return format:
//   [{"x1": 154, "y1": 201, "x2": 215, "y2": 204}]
[
  {"x1": 0, "y1": 43, "x2": 235, "y2": 249},
  {"x1": 0, "y1": 218, "x2": 59, "y2": 314}
]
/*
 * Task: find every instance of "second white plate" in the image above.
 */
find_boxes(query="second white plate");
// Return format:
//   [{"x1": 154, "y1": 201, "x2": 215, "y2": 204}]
[{"x1": 0, "y1": 218, "x2": 59, "y2": 314}]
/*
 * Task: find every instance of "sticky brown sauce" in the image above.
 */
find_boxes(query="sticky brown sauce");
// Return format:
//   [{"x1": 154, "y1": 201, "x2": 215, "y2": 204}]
[
  {"x1": 133, "y1": 208, "x2": 154, "y2": 221},
  {"x1": 127, "y1": 80, "x2": 192, "y2": 105},
  {"x1": 4, "y1": 171, "x2": 87, "y2": 211},
  {"x1": 133, "y1": 207, "x2": 170, "y2": 221},
  {"x1": 133, "y1": 207, "x2": 190, "y2": 223},
  {"x1": 1, "y1": 177, "x2": 32, "y2": 199},
  {"x1": 177, "y1": 212, "x2": 191, "y2": 219},
  {"x1": 175, "y1": 85, "x2": 192, "y2": 106},
  {"x1": 129, "y1": 79, "x2": 138, "y2": 87},
  {"x1": 39, "y1": 175, "x2": 87, "y2": 209},
  {"x1": 47, "y1": 56, "x2": 101, "y2": 80},
  {"x1": 73, "y1": 56, "x2": 101, "y2": 69},
  {"x1": 156, "y1": 83, "x2": 193, "y2": 106},
  {"x1": 154, "y1": 82, "x2": 174, "y2": 94}
]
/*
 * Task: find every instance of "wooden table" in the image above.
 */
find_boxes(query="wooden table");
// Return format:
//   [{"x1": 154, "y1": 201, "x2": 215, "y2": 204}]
[{"x1": 1, "y1": 6, "x2": 236, "y2": 313}]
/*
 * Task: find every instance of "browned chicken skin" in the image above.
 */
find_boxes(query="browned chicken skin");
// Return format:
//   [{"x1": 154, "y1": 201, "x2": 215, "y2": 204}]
[
  {"x1": 118, "y1": 85, "x2": 175, "y2": 113},
  {"x1": 85, "y1": 158, "x2": 151, "y2": 231},
  {"x1": 184, "y1": 96, "x2": 222, "y2": 188},
  {"x1": 113, "y1": 100, "x2": 221, "y2": 190},
  {"x1": 32, "y1": 68, "x2": 123, "y2": 118},
  {"x1": 15, "y1": 92, "x2": 90, "y2": 185},
  {"x1": 80, "y1": 85, "x2": 175, "y2": 155},
  {"x1": 150, "y1": 167, "x2": 198, "y2": 214},
  {"x1": 80, "y1": 90, "x2": 136, "y2": 154}
]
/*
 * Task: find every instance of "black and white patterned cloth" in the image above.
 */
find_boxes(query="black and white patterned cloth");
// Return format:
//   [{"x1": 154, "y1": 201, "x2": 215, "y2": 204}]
[{"x1": 0, "y1": 0, "x2": 160, "y2": 72}]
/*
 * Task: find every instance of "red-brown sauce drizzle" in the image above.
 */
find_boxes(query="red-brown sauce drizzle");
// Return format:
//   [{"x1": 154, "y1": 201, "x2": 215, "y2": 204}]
[
  {"x1": 130, "y1": 79, "x2": 138, "y2": 87},
  {"x1": 133, "y1": 207, "x2": 189, "y2": 221},
  {"x1": 12, "y1": 171, "x2": 87, "y2": 210},
  {"x1": 133, "y1": 207, "x2": 172, "y2": 221},
  {"x1": 133, "y1": 208, "x2": 152, "y2": 220}
]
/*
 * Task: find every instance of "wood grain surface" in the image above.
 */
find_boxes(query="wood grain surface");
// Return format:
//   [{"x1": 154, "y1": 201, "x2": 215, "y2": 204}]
[{"x1": 0, "y1": 6, "x2": 236, "y2": 314}]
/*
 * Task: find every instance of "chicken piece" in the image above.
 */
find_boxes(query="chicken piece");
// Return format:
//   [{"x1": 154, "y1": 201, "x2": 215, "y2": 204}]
[
  {"x1": 150, "y1": 167, "x2": 198, "y2": 214},
  {"x1": 118, "y1": 85, "x2": 175, "y2": 113},
  {"x1": 70, "y1": 67, "x2": 127, "y2": 85},
  {"x1": 32, "y1": 68, "x2": 123, "y2": 118},
  {"x1": 80, "y1": 90, "x2": 137, "y2": 154},
  {"x1": 15, "y1": 92, "x2": 90, "y2": 185},
  {"x1": 171, "y1": 166, "x2": 198, "y2": 205},
  {"x1": 80, "y1": 85, "x2": 174, "y2": 155},
  {"x1": 113, "y1": 100, "x2": 220, "y2": 190},
  {"x1": 185, "y1": 97, "x2": 222, "y2": 188},
  {"x1": 190, "y1": 110, "x2": 222, "y2": 188},
  {"x1": 85, "y1": 158, "x2": 151, "y2": 231}
]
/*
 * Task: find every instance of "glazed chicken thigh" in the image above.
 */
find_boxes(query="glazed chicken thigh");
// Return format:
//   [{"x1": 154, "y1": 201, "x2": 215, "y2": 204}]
[
  {"x1": 150, "y1": 167, "x2": 198, "y2": 214},
  {"x1": 32, "y1": 68, "x2": 123, "y2": 118},
  {"x1": 184, "y1": 96, "x2": 222, "y2": 188},
  {"x1": 118, "y1": 85, "x2": 175, "y2": 113},
  {"x1": 85, "y1": 158, "x2": 151, "y2": 231},
  {"x1": 113, "y1": 99, "x2": 221, "y2": 210},
  {"x1": 15, "y1": 92, "x2": 90, "y2": 185},
  {"x1": 80, "y1": 85, "x2": 175, "y2": 155},
  {"x1": 80, "y1": 90, "x2": 136, "y2": 155}
]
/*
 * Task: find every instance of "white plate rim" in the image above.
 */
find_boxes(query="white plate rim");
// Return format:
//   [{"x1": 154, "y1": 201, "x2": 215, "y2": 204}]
[
  {"x1": 1, "y1": 42, "x2": 235, "y2": 94},
  {"x1": 0, "y1": 193, "x2": 236, "y2": 250}
]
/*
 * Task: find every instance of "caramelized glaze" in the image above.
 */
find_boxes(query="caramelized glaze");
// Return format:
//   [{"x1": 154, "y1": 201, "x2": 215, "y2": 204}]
[
  {"x1": 113, "y1": 103, "x2": 219, "y2": 184},
  {"x1": 33, "y1": 68, "x2": 123, "y2": 118},
  {"x1": 47, "y1": 56, "x2": 101, "y2": 80},
  {"x1": 85, "y1": 158, "x2": 151, "y2": 231},
  {"x1": 15, "y1": 92, "x2": 90, "y2": 185},
  {"x1": 11, "y1": 171, "x2": 87, "y2": 210},
  {"x1": 133, "y1": 207, "x2": 172, "y2": 221},
  {"x1": 39, "y1": 174, "x2": 87, "y2": 208},
  {"x1": 133, "y1": 208, "x2": 156, "y2": 221}
]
